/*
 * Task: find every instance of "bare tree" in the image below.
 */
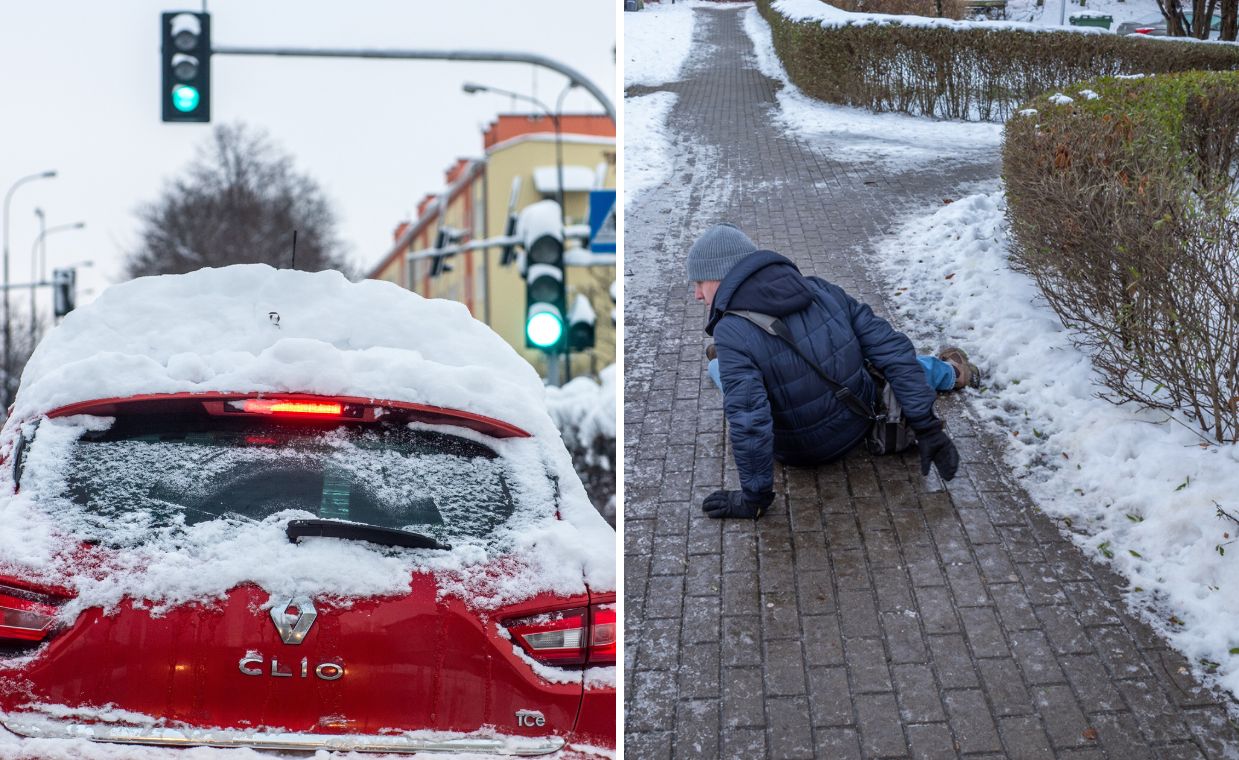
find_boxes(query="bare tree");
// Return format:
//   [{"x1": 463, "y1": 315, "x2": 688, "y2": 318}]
[
  {"x1": 1221, "y1": 0, "x2": 1238, "y2": 40},
  {"x1": 125, "y1": 123, "x2": 351, "y2": 279},
  {"x1": 2, "y1": 302, "x2": 51, "y2": 416},
  {"x1": 1159, "y1": 0, "x2": 1225, "y2": 37},
  {"x1": 1158, "y1": 0, "x2": 1190, "y2": 35}
]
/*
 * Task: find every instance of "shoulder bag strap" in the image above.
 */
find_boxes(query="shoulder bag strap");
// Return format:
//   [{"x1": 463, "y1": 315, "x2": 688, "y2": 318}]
[{"x1": 725, "y1": 309, "x2": 877, "y2": 422}]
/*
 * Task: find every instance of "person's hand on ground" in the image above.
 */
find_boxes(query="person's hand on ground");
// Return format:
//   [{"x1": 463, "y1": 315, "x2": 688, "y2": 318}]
[
  {"x1": 914, "y1": 422, "x2": 960, "y2": 481},
  {"x1": 702, "y1": 489, "x2": 773, "y2": 519}
]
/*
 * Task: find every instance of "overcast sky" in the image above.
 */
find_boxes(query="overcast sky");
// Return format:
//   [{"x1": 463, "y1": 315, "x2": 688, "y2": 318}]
[{"x1": 0, "y1": 1, "x2": 616, "y2": 306}]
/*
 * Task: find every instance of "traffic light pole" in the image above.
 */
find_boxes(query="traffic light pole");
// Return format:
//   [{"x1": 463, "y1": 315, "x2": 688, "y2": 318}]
[{"x1": 210, "y1": 46, "x2": 616, "y2": 122}]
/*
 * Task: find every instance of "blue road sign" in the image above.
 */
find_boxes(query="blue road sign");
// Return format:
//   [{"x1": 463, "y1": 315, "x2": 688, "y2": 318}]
[{"x1": 589, "y1": 190, "x2": 616, "y2": 254}]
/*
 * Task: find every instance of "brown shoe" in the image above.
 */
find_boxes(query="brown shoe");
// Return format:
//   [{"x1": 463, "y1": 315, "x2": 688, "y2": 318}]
[
  {"x1": 938, "y1": 346, "x2": 980, "y2": 390},
  {"x1": 706, "y1": 343, "x2": 717, "y2": 361}
]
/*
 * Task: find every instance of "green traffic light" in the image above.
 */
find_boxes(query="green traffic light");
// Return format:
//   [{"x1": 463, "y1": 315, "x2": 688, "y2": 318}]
[
  {"x1": 526, "y1": 311, "x2": 564, "y2": 349},
  {"x1": 171, "y1": 84, "x2": 200, "y2": 113}
]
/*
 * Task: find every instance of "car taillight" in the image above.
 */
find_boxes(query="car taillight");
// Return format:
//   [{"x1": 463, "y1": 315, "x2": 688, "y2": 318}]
[
  {"x1": 504, "y1": 602, "x2": 616, "y2": 668},
  {"x1": 588, "y1": 604, "x2": 616, "y2": 666},
  {"x1": 506, "y1": 607, "x2": 588, "y2": 666},
  {"x1": 0, "y1": 581, "x2": 61, "y2": 642}
]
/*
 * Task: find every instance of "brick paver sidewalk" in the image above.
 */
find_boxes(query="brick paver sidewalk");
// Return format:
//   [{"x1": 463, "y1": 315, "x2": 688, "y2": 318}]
[{"x1": 623, "y1": 6, "x2": 1239, "y2": 759}]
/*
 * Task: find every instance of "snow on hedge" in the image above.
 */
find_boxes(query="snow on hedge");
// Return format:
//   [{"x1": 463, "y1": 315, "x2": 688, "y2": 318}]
[
  {"x1": 0, "y1": 265, "x2": 614, "y2": 616},
  {"x1": 743, "y1": 7, "x2": 1004, "y2": 167},
  {"x1": 875, "y1": 187, "x2": 1239, "y2": 699},
  {"x1": 773, "y1": 0, "x2": 1110, "y2": 34}
]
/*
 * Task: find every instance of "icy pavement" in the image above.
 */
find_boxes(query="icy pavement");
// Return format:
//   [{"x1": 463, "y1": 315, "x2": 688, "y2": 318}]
[{"x1": 623, "y1": 4, "x2": 1239, "y2": 758}]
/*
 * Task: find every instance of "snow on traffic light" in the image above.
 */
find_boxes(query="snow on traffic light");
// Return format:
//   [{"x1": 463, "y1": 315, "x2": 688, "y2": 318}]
[{"x1": 518, "y1": 201, "x2": 566, "y2": 351}]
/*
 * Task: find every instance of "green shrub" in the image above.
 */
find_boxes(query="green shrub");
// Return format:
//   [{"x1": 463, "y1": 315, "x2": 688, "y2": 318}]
[
  {"x1": 758, "y1": 0, "x2": 1239, "y2": 121},
  {"x1": 1003, "y1": 72, "x2": 1239, "y2": 442}
]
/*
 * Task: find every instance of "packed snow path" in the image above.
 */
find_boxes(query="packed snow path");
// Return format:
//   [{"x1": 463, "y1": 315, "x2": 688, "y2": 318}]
[{"x1": 623, "y1": 6, "x2": 1239, "y2": 759}]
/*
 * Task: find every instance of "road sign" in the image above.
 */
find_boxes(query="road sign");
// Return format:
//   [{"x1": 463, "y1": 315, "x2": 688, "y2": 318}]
[{"x1": 588, "y1": 190, "x2": 616, "y2": 255}]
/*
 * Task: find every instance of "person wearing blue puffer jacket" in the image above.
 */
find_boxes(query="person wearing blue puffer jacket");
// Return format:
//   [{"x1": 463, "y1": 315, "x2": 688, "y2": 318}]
[{"x1": 689, "y1": 223, "x2": 972, "y2": 520}]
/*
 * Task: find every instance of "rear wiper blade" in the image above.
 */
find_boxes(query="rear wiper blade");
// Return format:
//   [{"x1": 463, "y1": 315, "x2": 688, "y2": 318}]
[{"x1": 285, "y1": 519, "x2": 451, "y2": 551}]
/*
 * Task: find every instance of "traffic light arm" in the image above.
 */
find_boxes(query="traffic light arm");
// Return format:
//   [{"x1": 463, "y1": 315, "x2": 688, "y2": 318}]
[
  {"x1": 211, "y1": 46, "x2": 615, "y2": 122},
  {"x1": 405, "y1": 232, "x2": 612, "y2": 266},
  {"x1": 407, "y1": 234, "x2": 519, "y2": 261}
]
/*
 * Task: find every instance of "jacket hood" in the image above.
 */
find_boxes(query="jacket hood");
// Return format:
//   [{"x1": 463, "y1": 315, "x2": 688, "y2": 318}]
[{"x1": 705, "y1": 251, "x2": 813, "y2": 335}]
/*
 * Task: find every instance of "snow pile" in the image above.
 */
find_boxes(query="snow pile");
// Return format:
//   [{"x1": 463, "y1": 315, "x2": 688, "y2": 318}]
[
  {"x1": 0, "y1": 265, "x2": 614, "y2": 619},
  {"x1": 545, "y1": 367, "x2": 617, "y2": 524},
  {"x1": 1048, "y1": 92, "x2": 1075, "y2": 104},
  {"x1": 545, "y1": 365, "x2": 616, "y2": 459},
  {"x1": 743, "y1": 7, "x2": 1004, "y2": 168},
  {"x1": 876, "y1": 187, "x2": 1239, "y2": 699},
  {"x1": 624, "y1": 92, "x2": 680, "y2": 211},
  {"x1": 624, "y1": 0, "x2": 704, "y2": 87},
  {"x1": 624, "y1": 0, "x2": 708, "y2": 210}
]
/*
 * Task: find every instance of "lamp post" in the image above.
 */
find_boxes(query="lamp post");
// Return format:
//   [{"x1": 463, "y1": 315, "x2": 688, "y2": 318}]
[
  {"x1": 29, "y1": 217, "x2": 86, "y2": 346},
  {"x1": 462, "y1": 81, "x2": 578, "y2": 224},
  {"x1": 3, "y1": 170, "x2": 57, "y2": 405}
]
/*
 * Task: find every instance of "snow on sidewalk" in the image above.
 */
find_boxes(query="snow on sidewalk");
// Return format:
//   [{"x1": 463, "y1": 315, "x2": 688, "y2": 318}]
[
  {"x1": 875, "y1": 186, "x2": 1239, "y2": 699},
  {"x1": 624, "y1": 1, "x2": 710, "y2": 89},
  {"x1": 623, "y1": 92, "x2": 678, "y2": 213},
  {"x1": 623, "y1": 2, "x2": 718, "y2": 212}
]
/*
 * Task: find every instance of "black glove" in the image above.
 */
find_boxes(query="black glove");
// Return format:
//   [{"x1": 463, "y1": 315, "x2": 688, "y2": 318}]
[
  {"x1": 701, "y1": 489, "x2": 773, "y2": 519},
  {"x1": 914, "y1": 421, "x2": 960, "y2": 481}
]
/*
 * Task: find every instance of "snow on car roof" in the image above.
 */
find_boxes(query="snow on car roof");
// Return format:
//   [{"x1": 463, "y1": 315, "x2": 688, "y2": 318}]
[{"x1": 13, "y1": 265, "x2": 547, "y2": 435}]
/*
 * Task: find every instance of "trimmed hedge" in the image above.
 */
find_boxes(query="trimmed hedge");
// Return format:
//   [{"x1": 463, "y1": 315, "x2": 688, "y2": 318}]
[
  {"x1": 757, "y1": 0, "x2": 1239, "y2": 121},
  {"x1": 1004, "y1": 72, "x2": 1239, "y2": 442}
]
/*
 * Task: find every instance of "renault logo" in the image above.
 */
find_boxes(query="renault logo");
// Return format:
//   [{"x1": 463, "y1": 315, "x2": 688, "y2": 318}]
[{"x1": 270, "y1": 596, "x2": 317, "y2": 645}]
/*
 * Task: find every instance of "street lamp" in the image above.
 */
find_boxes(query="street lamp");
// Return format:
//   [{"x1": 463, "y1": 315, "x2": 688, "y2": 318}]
[
  {"x1": 462, "y1": 81, "x2": 578, "y2": 224},
  {"x1": 2, "y1": 169, "x2": 57, "y2": 405},
  {"x1": 29, "y1": 215, "x2": 86, "y2": 345}
]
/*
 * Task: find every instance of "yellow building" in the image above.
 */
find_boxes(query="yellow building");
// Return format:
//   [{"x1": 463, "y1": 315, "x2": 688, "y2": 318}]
[{"x1": 368, "y1": 114, "x2": 616, "y2": 382}]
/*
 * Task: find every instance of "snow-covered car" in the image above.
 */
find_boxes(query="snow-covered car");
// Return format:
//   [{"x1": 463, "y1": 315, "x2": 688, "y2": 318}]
[{"x1": 0, "y1": 266, "x2": 616, "y2": 756}]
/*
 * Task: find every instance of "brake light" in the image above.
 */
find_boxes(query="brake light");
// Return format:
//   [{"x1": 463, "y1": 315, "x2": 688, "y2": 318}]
[
  {"x1": 232, "y1": 399, "x2": 345, "y2": 416},
  {"x1": 0, "y1": 582, "x2": 61, "y2": 642},
  {"x1": 504, "y1": 602, "x2": 616, "y2": 668}
]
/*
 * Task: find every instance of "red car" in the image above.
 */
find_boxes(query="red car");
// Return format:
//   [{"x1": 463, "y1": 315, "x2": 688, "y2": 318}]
[{"x1": 0, "y1": 267, "x2": 616, "y2": 756}]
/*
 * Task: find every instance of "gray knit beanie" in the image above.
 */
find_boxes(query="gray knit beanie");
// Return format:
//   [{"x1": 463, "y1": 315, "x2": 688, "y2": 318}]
[{"x1": 686, "y1": 223, "x2": 758, "y2": 282}]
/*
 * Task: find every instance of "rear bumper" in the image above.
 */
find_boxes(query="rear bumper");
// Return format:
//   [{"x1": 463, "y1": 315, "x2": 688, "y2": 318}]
[{"x1": 1, "y1": 713, "x2": 566, "y2": 755}]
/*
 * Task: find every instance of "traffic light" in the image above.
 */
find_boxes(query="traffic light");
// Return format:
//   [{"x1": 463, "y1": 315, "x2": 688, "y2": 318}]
[
  {"x1": 568, "y1": 294, "x2": 596, "y2": 351},
  {"x1": 161, "y1": 12, "x2": 211, "y2": 123},
  {"x1": 499, "y1": 213, "x2": 519, "y2": 266},
  {"x1": 52, "y1": 268, "x2": 76, "y2": 318},
  {"x1": 430, "y1": 227, "x2": 463, "y2": 277},
  {"x1": 518, "y1": 201, "x2": 565, "y2": 351}
]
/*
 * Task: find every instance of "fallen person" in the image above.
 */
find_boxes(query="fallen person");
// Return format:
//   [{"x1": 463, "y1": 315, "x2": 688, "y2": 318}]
[{"x1": 688, "y1": 223, "x2": 978, "y2": 520}]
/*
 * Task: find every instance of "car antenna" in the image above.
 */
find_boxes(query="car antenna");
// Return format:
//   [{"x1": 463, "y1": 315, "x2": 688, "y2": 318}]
[{"x1": 289, "y1": 229, "x2": 298, "y2": 269}]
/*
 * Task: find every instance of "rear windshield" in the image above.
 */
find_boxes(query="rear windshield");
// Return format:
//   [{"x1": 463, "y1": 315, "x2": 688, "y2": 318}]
[{"x1": 30, "y1": 416, "x2": 518, "y2": 547}]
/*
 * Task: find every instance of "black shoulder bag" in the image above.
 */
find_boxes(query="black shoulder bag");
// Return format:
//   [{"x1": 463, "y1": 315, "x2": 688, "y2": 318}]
[{"x1": 724, "y1": 310, "x2": 917, "y2": 455}]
